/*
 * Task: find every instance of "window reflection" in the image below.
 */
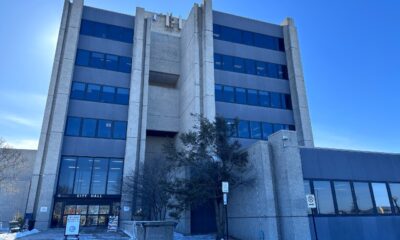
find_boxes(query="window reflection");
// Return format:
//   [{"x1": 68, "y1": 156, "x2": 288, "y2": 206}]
[
  {"x1": 313, "y1": 181, "x2": 335, "y2": 214},
  {"x1": 353, "y1": 182, "x2": 374, "y2": 214},
  {"x1": 372, "y1": 183, "x2": 392, "y2": 214},
  {"x1": 74, "y1": 157, "x2": 93, "y2": 194},
  {"x1": 334, "y1": 181, "x2": 356, "y2": 214},
  {"x1": 389, "y1": 183, "x2": 400, "y2": 214}
]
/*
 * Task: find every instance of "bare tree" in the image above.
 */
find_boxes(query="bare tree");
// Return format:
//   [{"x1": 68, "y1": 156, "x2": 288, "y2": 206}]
[{"x1": 0, "y1": 138, "x2": 25, "y2": 185}]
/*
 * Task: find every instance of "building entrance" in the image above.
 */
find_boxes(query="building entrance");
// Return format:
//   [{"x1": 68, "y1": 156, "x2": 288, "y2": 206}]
[{"x1": 51, "y1": 198, "x2": 120, "y2": 228}]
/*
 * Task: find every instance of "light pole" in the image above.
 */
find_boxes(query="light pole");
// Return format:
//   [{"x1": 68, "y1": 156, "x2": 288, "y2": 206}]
[{"x1": 222, "y1": 181, "x2": 229, "y2": 240}]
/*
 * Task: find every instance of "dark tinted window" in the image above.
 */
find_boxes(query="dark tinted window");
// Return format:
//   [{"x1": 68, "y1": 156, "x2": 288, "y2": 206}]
[
  {"x1": 221, "y1": 26, "x2": 241, "y2": 43},
  {"x1": 91, "y1": 158, "x2": 108, "y2": 194},
  {"x1": 389, "y1": 183, "x2": 400, "y2": 214},
  {"x1": 65, "y1": 117, "x2": 81, "y2": 136},
  {"x1": 81, "y1": 119, "x2": 97, "y2": 137},
  {"x1": 93, "y1": 22, "x2": 107, "y2": 38},
  {"x1": 74, "y1": 157, "x2": 93, "y2": 194},
  {"x1": 113, "y1": 121, "x2": 127, "y2": 139},
  {"x1": 238, "y1": 120, "x2": 250, "y2": 138},
  {"x1": 250, "y1": 121, "x2": 262, "y2": 139},
  {"x1": 259, "y1": 91, "x2": 270, "y2": 107},
  {"x1": 247, "y1": 89, "x2": 258, "y2": 105},
  {"x1": 262, "y1": 122, "x2": 273, "y2": 140},
  {"x1": 242, "y1": 31, "x2": 253, "y2": 45},
  {"x1": 90, "y1": 52, "x2": 105, "y2": 68},
  {"x1": 372, "y1": 183, "x2": 392, "y2": 214},
  {"x1": 215, "y1": 84, "x2": 223, "y2": 101},
  {"x1": 222, "y1": 86, "x2": 234, "y2": 103},
  {"x1": 353, "y1": 182, "x2": 374, "y2": 214},
  {"x1": 119, "y1": 56, "x2": 132, "y2": 73},
  {"x1": 213, "y1": 24, "x2": 221, "y2": 39},
  {"x1": 233, "y1": 57, "x2": 245, "y2": 73},
  {"x1": 214, "y1": 54, "x2": 222, "y2": 69},
  {"x1": 334, "y1": 181, "x2": 356, "y2": 214},
  {"x1": 245, "y1": 59, "x2": 256, "y2": 75},
  {"x1": 75, "y1": 49, "x2": 90, "y2": 66},
  {"x1": 255, "y1": 61, "x2": 267, "y2": 76},
  {"x1": 57, "y1": 157, "x2": 77, "y2": 194},
  {"x1": 115, "y1": 88, "x2": 129, "y2": 105},
  {"x1": 222, "y1": 55, "x2": 234, "y2": 71},
  {"x1": 267, "y1": 63, "x2": 279, "y2": 79},
  {"x1": 80, "y1": 19, "x2": 133, "y2": 43},
  {"x1": 282, "y1": 94, "x2": 292, "y2": 110},
  {"x1": 225, "y1": 119, "x2": 237, "y2": 137},
  {"x1": 97, "y1": 120, "x2": 113, "y2": 138},
  {"x1": 105, "y1": 54, "x2": 119, "y2": 71},
  {"x1": 71, "y1": 82, "x2": 86, "y2": 100},
  {"x1": 271, "y1": 92, "x2": 282, "y2": 108},
  {"x1": 273, "y1": 124, "x2": 285, "y2": 132},
  {"x1": 86, "y1": 84, "x2": 101, "y2": 101},
  {"x1": 313, "y1": 181, "x2": 335, "y2": 214},
  {"x1": 101, "y1": 86, "x2": 115, "y2": 103},
  {"x1": 235, "y1": 88, "x2": 246, "y2": 104},
  {"x1": 107, "y1": 159, "x2": 123, "y2": 194}
]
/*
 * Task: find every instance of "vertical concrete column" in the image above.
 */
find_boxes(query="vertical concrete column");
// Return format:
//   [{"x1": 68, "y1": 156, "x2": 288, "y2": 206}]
[
  {"x1": 121, "y1": 7, "x2": 150, "y2": 221},
  {"x1": 268, "y1": 130, "x2": 311, "y2": 240},
  {"x1": 26, "y1": 0, "x2": 83, "y2": 230},
  {"x1": 199, "y1": 0, "x2": 216, "y2": 120},
  {"x1": 281, "y1": 18, "x2": 314, "y2": 147}
]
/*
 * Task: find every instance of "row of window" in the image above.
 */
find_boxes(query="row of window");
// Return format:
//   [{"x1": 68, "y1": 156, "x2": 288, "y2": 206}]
[
  {"x1": 225, "y1": 118, "x2": 295, "y2": 140},
  {"x1": 57, "y1": 156, "x2": 123, "y2": 195},
  {"x1": 80, "y1": 19, "x2": 134, "y2": 43},
  {"x1": 213, "y1": 24, "x2": 285, "y2": 52},
  {"x1": 304, "y1": 180, "x2": 400, "y2": 215},
  {"x1": 65, "y1": 117, "x2": 127, "y2": 140},
  {"x1": 75, "y1": 49, "x2": 132, "y2": 73},
  {"x1": 214, "y1": 53, "x2": 288, "y2": 80},
  {"x1": 71, "y1": 81, "x2": 129, "y2": 105},
  {"x1": 215, "y1": 84, "x2": 292, "y2": 110}
]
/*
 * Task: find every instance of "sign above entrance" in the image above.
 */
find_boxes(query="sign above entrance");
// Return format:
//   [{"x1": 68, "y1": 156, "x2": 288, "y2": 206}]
[{"x1": 65, "y1": 215, "x2": 80, "y2": 236}]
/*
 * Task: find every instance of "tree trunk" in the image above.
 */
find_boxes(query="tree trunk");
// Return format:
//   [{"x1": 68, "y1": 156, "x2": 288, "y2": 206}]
[{"x1": 214, "y1": 199, "x2": 225, "y2": 239}]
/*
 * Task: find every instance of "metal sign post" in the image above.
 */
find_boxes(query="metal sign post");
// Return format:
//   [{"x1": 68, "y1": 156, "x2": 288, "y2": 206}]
[
  {"x1": 222, "y1": 181, "x2": 229, "y2": 240},
  {"x1": 306, "y1": 194, "x2": 318, "y2": 240}
]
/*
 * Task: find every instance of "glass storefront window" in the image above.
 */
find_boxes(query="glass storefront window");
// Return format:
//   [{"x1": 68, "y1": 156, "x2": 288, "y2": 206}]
[
  {"x1": 74, "y1": 157, "x2": 93, "y2": 194},
  {"x1": 57, "y1": 157, "x2": 76, "y2": 194},
  {"x1": 76, "y1": 205, "x2": 87, "y2": 215},
  {"x1": 99, "y1": 205, "x2": 110, "y2": 214},
  {"x1": 89, "y1": 205, "x2": 100, "y2": 215},
  {"x1": 64, "y1": 205, "x2": 76, "y2": 215},
  {"x1": 107, "y1": 159, "x2": 123, "y2": 194},
  {"x1": 91, "y1": 158, "x2": 108, "y2": 194},
  {"x1": 87, "y1": 216, "x2": 98, "y2": 226}
]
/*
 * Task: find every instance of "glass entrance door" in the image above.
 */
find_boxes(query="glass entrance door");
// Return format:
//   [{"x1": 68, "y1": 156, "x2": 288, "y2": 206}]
[{"x1": 51, "y1": 200, "x2": 120, "y2": 228}]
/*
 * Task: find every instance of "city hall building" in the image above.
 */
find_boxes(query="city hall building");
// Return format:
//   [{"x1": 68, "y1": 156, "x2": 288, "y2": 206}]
[{"x1": 5, "y1": 0, "x2": 397, "y2": 239}]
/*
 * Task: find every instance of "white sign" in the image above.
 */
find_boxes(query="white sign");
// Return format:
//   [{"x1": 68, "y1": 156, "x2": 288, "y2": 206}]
[
  {"x1": 107, "y1": 216, "x2": 118, "y2": 232},
  {"x1": 223, "y1": 193, "x2": 228, "y2": 205},
  {"x1": 306, "y1": 194, "x2": 317, "y2": 209},
  {"x1": 65, "y1": 215, "x2": 80, "y2": 236},
  {"x1": 40, "y1": 207, "x2": 48, "y2": 212},
  {"x1": 222, "y1": 181, "x2": 229, "y2": 193},
  {"x1": 123, "y1": 206, "x2": 130, "y2": 212}
]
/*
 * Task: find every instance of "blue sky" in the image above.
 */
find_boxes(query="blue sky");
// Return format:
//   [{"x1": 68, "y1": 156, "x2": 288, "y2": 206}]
[{"x1": 0, "y1": 0, "x2": 399, "y2": 152}]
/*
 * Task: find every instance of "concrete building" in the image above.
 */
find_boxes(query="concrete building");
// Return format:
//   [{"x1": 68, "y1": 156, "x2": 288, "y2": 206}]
[{"x1": 14, "y1": 0, "x2": 400, "y2": 239}]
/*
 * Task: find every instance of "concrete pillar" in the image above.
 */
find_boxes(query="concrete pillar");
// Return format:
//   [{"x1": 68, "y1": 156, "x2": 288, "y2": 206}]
[
  {"x1": 121, "y1": 7, "x2": 151, "y2": 221},
  {"x1": 281, "y1": 18, "x2": 314, "y2": 147},
  {"x1": 25, "y1": 0, "x2": 84, "y2": 230},
  {"x1": 268, "y1": 130, "x2": 311, "y2": 240},
  {"x1": 228, "y1": 141, "x2": 279, "y2": 240},
  {"x1": 200, "y1": 0, "x2": 216, "y2": 120}
]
